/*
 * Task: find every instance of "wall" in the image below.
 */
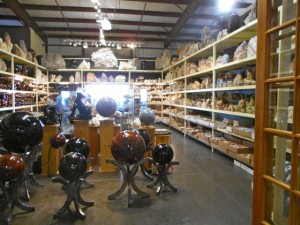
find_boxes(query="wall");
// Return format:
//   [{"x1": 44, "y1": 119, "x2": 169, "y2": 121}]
[
  {"x1": 0, "y1": 26, "x2": 30, "y2": 48},
  {"x1": 30, "y1": 28, "x2": 45, "y2": 56}
]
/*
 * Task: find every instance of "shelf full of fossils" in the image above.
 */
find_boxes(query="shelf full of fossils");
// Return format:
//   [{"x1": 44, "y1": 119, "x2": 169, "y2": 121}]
[
  {"x1": 0, "y1": 32, "x2": 48, "y2": 113},
  {"x1": 158, "y1": 18, "x2": 258, "y2": 167}
]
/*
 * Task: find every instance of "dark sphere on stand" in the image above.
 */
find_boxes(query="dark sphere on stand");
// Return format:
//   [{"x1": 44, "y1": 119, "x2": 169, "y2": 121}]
[
  {"x1": 0, "y1": 154, "x2": 25, "y2": 182},
  {"x1": 135, "y1": 129, "x2": 151, "y2": 148},
  {"x1": 59, "y1": 152, "x2": 87, "y2": 181},
  {"x1": 64, "y1": 137, "x2": 90, "y2": 159},
  {"x1": 0, "y1": 112, "x2": 44, "y2": 153},
  {"x1": 50, "y1": 133, "x2": 66, "y2": 148},
  {"x1": 139, "y1": 108, "x2": 155, "y2": 126},
  {"x1": 152, "y1": 144, "x2": 174, "y2": 165},
  {"x1": 96, "y1": 97, "x2": 117, "y2": 117},
  {"x1": 111, "y1": 130, "x2": 146, "y2": 165}
]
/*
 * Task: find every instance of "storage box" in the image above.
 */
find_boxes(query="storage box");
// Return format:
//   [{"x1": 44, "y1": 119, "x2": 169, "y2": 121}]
[
  {"x1": 236, "y1": 154, "x2": 251, "y2": 165},
  {"x1": 227, "y1": 143, "x2": 253, "y2": 154},
  {"x1": 223, "y1": 118, "x2": 233, "y2": 124},
  {"x1": 211, "y1": 143, "x2": 227, "y2": 154},
  {"x1": 227, "y1": 149, "x2": 237, "y2": 158},
  {"x1": 232, "y1": 126, "x2": 241, "y2": 135},
  {"x1": 218, "y1": 140, "x2": 232, "y2": 149},
  {"x1": 233, "y1": 119, "x2": 253, "y2": 127},
  {"x1": 226, "y1": 125, "x2": 233, "y2": 133}
]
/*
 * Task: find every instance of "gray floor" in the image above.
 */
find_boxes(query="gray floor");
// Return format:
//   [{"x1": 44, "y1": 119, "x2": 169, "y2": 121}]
[{"x1": 12, "y1": 127, "x2": 253, "y2": 225}]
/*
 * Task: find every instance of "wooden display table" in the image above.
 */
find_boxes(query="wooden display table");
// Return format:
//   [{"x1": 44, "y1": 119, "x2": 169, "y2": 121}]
[
  {"x1": 89, "y1": 126, "x2": 100, "y2": 165},
  {"x1": 41, "y1": 124, "x2": 60, "y2": 176},
  {"x1": 99, "y1": 119, "x2": 121, "y2": 172},
  {"x1": 73, "y1": 120, "x2": 90, "y2": 142},
  {"x1": 155, "y1": 129, "x2": 171, "y2": 145}
]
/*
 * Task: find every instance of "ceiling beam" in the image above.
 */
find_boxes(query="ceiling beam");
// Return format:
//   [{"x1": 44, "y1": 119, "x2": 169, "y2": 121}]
[
  {"x1": 164, "y1": 0, "x2": 201, "y2": 48},
  {"x1": 122, "y1": 0, "x2": 188, "y2": 4},
  {"x1": 1, "y1": 0, "x2": 45, "y2": 41},
  {"x1": 0, "y1": 15, "x2": 219, "y2": 30},
  {"x1": 47, "y1": 34, "x2": 199, "y2": 43},
  {"x1": 40, "y1": 27, "x2": 169, "y2": 36}
]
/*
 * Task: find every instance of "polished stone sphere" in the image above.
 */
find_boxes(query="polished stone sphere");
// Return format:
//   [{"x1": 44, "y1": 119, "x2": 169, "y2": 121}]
[
  {"x1": 0, "y1": 112, "x2": 44, "y2": 153},
  {"x1": 152, "y1": 144, "x2": 174, "y2": 165},
  {"x1": 96, "y1": 97, "x2": 117, "y2": 117},
  {"x1": 136, "y1": 129, "x2": 151, "y2": 147},
  {"x1": 50, "y1": 133, "x2": 66, "y2": 148},
  {"x1": 139, "y1": 108, "x2": 155, "y2": 126},
  {"x1": 0, "y1": 154, "x2": 25, "y2": 182},
  {"x1": 111, "y1": 130, "x2": 146, "y2": 165},
  {"x1": 64, "y1": 137, "x2": 90, "y2": 159},
  {"x1": 59, "y1": 152, "x2": 87, "y2": 181}
]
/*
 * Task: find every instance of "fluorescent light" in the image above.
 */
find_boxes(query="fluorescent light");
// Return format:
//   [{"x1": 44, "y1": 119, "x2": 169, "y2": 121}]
[
  {"x1": 218, "y1": 0, "x2": 235, "y2": 12},
  {"x1": 102, "y1": 16, "x2": 112, "y2": 30}
]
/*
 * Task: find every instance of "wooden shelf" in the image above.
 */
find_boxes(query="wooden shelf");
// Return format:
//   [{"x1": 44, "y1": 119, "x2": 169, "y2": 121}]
[
  {"x1": 214, "y1": 109, "x2": 255, "y2": 118},
  {"x1": 214, "y1": 56, "x2": 256, "y2": 72},
  {"x1": 215, "y1": 85, "x2": 256, "y2": 91},
  {"x1": 217, "y1": 128, "x2": 254, "y2": 142}
]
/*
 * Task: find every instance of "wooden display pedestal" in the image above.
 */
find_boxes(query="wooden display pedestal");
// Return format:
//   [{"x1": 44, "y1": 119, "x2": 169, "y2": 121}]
[
  {"x1": 99, "y1": 119, "x2": 120, "y2": 172},
  {"x1": 139, "y1": 125, "x2": 155, "y2": 170},
  {"x1": 41, "y1": 124, "x2": 60, "y2": 176},
  {"x1": 73, "y1": 120, "x2": 100, "y2": 166}
]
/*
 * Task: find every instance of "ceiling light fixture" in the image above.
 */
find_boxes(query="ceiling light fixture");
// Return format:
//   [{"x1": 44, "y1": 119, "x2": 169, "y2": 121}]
[
  {"x1": 218, "y1": 0, "x2": 235, "y2": 12},
  {"x1": 83, "y1": 41, "x2": 88, "y2": 49},
  {"x1": 102, "y1": 15, "x2": 112, "y2": 30}
]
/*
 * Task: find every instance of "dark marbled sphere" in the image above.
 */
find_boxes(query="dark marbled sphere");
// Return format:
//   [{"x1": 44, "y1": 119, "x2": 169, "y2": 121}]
[
  {"x1": 152, "y1": 144, "x2": 174, "y2": 165},
  {"x1": 0, "y1": 154, "x2": 25, "y2": 182},
  {"x1": 96, "y1": 97, "x2": 117, "y2": 117},
  {"x1": 136, "y1": 129, "x2": 151, "y2": 147},
  {"x1": 49, "y1": 133, "x2": 66, "y2": 148},
  {"x1": 111, "y1": 130, "x2": 146, "y2": 165},
  {"x1": 59, "y1": 152, "x2": 87, "y2": 181},
  {"x1": 64, "y1": 137, "x2": 90, "y2": 159},
  {"x1": 0, "y1": 112, "x2": 44, "y2": 153},
  {"x1": 139, "y1": 108, "x2": 155, "y2": 126}
]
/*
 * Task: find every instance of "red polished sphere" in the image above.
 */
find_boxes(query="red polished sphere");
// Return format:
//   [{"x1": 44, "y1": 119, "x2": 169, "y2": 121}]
[
  {"x1": 0, "y1": 154, "x2": 25, "y2": 182},
  {"x1": 50, "y1": 133, "x2": 66, "y2": 148},
  {"x1": 111, "y1": 130, "x2": 146, "y2": 165}
]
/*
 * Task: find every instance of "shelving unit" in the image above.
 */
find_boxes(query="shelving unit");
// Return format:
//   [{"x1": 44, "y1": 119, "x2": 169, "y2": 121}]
[
  {"x1": 161, "y1": 19, "x2": 258, "y2": 168},
  {"x1": 0, "y1": 49, "x2": 48, "y2": 115}
]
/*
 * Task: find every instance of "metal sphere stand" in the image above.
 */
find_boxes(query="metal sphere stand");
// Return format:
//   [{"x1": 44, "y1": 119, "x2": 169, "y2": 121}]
[
  {"x1": 51, "y1": 170, "x2": 94, "y2": 220},
  {"x1": 0, "y1": 174, "x2": 36, "y2": 225},
  {"x1": 147, "y1": 161, "x2": 179, "y2": 195},
  {"x1": 21, "y1": 144, "x2": 44, "y2": 201},
  {"x1": 106, "y1": 157, "x2": 152, "y2": 207},
  {"x1": 139, "y1": 143, "x2": 154, "y2": 180}
]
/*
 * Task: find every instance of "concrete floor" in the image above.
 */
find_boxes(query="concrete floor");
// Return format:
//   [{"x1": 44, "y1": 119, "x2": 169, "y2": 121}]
[{"x1": 12, "y1": 127, "x2": 253, "y2": 225}]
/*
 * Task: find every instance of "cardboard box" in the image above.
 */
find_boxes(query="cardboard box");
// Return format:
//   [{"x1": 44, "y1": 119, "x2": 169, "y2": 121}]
[
  {"x1": 223, "y1": 118, "x2": 233, "y2": 124},
  {"x1": 232, "y1": 126, "x2": 241, "y2": 135},
  {"x1": 211, "y1": 143, "x2": 227, "y2": 154},
  {"x1": 228, "y1": 144, "x2": 253, "y2": 154},
  {"x1": 226, "y1": 126, "x2": 233, "y2": 133},
  {"x1": 236, "y1": 154, "x2": 251, "y2": 165},
  {"x1": 223, "y1": 134, "x2": 242, "y2": 144},
  {"x1": 218, "y1": 140, "x2": 232, "y2": 149},
  {"x1": 227, "y1": 149, "x2": 237, "y2": 158},
  {"x1": 233, "y1": 119, "x2": 253, "y2": 127},
  {"x1": 248, "y1": 153, "x2": 254, "y2": 161}
]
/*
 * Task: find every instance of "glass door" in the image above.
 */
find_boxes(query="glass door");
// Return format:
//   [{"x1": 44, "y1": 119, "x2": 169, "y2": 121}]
[{"x1": 253, "y1": 0, "x2": 300, "y2": 224}]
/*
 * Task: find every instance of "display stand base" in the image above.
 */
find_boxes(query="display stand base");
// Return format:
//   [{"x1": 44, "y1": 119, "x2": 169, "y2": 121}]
[
  {"x1": 147, "y1": 161, "x2": 179, "y2": 195},
  {"x1": 106, "y1": 158, "x2": 152, "y2": 207},
  {"x1": 51, "y1": 171, "x2": 94, "y2": 220}
]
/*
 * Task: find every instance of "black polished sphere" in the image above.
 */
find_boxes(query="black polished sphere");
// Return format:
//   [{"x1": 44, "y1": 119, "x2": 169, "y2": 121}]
[
  {"x1": 0, "y1": 154, "x2": 25, "y2": 182},
  {"x1": 96, "y1": 97, "x2": 117, "y2": 117},
  {"x1": 136, "y1": 129, "x2": 151, "y2": 147},
  {"x1": 64, "y1": 137, "x2": 90, "y2": 159},
  {"x1": 50, "y1": 133, "x2": 66, "y2": 148},
  {"x1": 152, "y1": 144, "x2": 174, "y2": 165},
  {"x1": 0, "y1": 112, "x2": 44, "y2": 153},
  {"x1": 59, "y1": 152, "x2": 87, "y2": 181},
  {"x1": 111, "y1": 130, "x2": 146, "y2": 165}
]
